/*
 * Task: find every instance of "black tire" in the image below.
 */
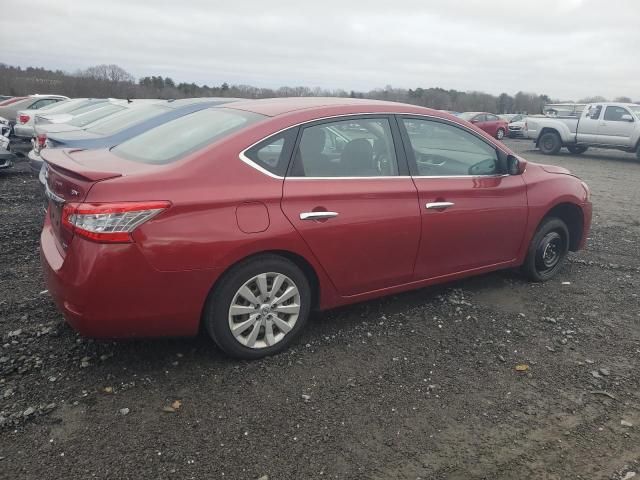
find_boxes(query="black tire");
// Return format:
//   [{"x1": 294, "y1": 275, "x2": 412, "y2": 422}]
[
  {"x1": 203, "y1": 255, "x2": 311, "y2": 359},
  {"x1": 567, "y1": 145, "x2": 588, "y2": 154},
  {"x1": 496, "y1": 128, "x2": 505, "y2": 140},
  {"x1": 538, "y1": 131, "x2": 562, "y2": 155},
  {"x1": 522, "y1": 217, "x2": 570, "y2": 282}
]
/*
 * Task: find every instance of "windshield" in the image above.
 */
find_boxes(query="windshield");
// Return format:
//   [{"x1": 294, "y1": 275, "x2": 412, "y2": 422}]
[
  {"x1": 458, "y1": 113, "x2": 476, "y2": 121},
  {"x1": 68, "y1": 104, "x2": 126, "y2": 127},
  {"x1": 86, "y1": 105, "x2": 169, "y2": 135},
  {"x1": 113, "y1": 108, "x2": 265, "y2": 164}
]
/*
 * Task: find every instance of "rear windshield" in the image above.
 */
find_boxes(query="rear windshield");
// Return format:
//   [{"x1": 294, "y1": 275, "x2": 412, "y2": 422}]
[
  {"x1": 86, "y1": 104, "x2": 169, "y2": 136},
  {"x1": 113, "y1": 108, "x2": 264, "y2": 164},
  {"x1": 68, "y1": 104, "x2": 126, "y2": 127}
]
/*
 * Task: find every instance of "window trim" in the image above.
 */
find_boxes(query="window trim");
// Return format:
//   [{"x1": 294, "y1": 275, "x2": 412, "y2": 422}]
[
  {"x1": 238, "y1": 112, "x2": 510, "y2": 180},
  {"x1": 397, "y1": 114, "x2": 507, "y2": 178}
]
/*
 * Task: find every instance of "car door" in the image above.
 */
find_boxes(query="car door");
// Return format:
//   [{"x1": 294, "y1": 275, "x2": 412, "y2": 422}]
[
  {"x1": 577, "y1": 104, "x2": 602, "y2": 143},
  {"x1": 597, "y1": 106, "x2": 636, "y2": 146},
  {"x1": 398, "y1": 116, "x2": 528, "y2": 280},
  {"x1": 281, "y1": 116, "x2": 421, "y2": 296}
]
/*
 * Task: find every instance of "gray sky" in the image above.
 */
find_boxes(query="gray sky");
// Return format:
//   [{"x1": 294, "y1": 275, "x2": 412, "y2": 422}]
[{"x1": 2, "y1": 0, "x2": 638, "y2": 100}]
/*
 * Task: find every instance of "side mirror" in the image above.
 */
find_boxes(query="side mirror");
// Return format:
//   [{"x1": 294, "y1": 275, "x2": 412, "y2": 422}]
[
  {"x1": 507, "y1": 155, "x2": 526, "y2": 175},
  {"x1": 621, "y1": 114, "x2": 634, "y2": 122}
]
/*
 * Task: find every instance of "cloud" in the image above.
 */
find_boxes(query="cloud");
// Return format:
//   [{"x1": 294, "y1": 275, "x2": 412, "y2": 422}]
[{"x1": 1, "y1": 0, "x2": 638, "y2": 100}]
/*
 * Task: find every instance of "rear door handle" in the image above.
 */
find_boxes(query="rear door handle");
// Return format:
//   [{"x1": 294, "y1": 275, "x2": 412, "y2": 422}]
[
  {"x1": 426, "y1": 202, "x2": 455, "y2": 210},
  {"x1": 300, "y1": 211, "x2": 339, "y2": 220}
]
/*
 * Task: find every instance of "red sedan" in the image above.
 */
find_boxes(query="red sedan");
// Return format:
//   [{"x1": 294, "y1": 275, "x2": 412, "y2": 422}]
[
  {"x1": 40, "y1": 98, "x2": 592, "y2": 359},
  {"x1": 459, "y1": 112, "x2": 509, "y2": 140}
]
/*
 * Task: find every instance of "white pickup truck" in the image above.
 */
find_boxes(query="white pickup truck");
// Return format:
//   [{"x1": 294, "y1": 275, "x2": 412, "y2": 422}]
[{"x1": 526, "y1": 103, "x2": 640, "y2": 159}]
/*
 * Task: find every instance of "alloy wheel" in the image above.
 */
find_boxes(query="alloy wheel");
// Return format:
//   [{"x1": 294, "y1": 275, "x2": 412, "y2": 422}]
[{"x1": 228, "y1": 272, "x2": 301, "y2": 349}]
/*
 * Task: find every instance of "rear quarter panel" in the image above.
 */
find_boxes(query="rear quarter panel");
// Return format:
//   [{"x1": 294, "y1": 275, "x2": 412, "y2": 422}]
[{"x1": 84, "y1": 138, "x2": 342, "y2": 310}]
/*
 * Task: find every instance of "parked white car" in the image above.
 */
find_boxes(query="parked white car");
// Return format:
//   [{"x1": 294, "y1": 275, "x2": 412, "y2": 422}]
[
  {"x1": 526, "y1": 103, "x2": 640, "y2": 158},
  {"x1": 506, "y1": 114, "x2": 527, "y2": 138}
]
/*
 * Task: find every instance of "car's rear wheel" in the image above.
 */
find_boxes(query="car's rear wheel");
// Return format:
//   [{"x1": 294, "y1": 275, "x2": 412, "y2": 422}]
[
  {"x1": 204, "y1": 255, "x2": 311, "y2": 359},
  {"x1": 538, "y1": 132, "x2": 562, "y2": 155},
  {"x1": 522, "y1": 217, "x2": 569, "y2": 282},
  {"x1": 567, "y1": 145, "x2": 588, "y2": 154},
  {"x1": 496, "y1": 128, "x2": 505, "y2": 140}
]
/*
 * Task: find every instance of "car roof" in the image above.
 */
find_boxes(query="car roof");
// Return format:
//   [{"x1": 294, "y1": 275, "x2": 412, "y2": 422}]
[{"x1": 224, "y1": 97, "x2": 445, "y2": 117}]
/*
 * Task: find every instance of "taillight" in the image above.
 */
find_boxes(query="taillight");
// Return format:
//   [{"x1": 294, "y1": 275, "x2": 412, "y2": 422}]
[
  {"x1": 61, "y1": 201, "x2": 171, "y2": 243},
  {"x1": 18, "y1": 114, "x2": 30, "y2": 124},
  {"x1": 37, "y1": 133, "x2": 47, "y2": 149}
]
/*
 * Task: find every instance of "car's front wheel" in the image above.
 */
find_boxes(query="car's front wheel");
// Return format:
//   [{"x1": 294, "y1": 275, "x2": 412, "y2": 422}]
[
  {"x1": 204, "y1": 255, "x2": 311, "y2": 359},
  {"x1": 496, "y1": 128, "x2": 505, "y2": 140},
  {"x1": 522, "y1": 217, "x2": 569, "y2": 282}
]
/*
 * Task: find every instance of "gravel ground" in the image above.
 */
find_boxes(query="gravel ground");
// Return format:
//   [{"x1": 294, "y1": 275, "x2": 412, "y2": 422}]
[{"x1": 0, "y1": 139, "x2": 639, "y2": 480}]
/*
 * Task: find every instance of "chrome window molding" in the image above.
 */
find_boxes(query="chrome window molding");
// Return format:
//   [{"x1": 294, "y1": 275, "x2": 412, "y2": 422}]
[{"x1": 237, "y1": 111, "x2": 508, "y2": 181}]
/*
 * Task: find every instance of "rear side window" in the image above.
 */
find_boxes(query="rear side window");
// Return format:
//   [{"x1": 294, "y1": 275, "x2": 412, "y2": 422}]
[
  {"x1": 243, "y1": 129, "x2": 298, "y2": 176},
  {"x1": 289, "y1": 117, "x2": 398, "y2": 177},
  {"x1": 113, "y1": 108, "x2": 265, "y2": 164}
]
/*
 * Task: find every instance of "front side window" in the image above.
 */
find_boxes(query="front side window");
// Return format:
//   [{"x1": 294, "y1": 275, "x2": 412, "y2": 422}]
[
  {"x1": 486, "y1": 114, "x2": 499, "y2": 121},
  {"x1": 402, "y1": 118, "x2": 499, "y2": 176},
  {"x1": 289, "y1": 118, "x2": 398, "y2": 177},
  {"x1": 113, "y1": 108, "x2": 264, "y2": 165},
  {"x1": 603, "y1": 106, "x2": 631, "y2": 122}
]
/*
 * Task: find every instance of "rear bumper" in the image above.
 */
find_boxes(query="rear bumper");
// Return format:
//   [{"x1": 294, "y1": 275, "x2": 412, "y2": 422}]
[
  {"x1": 13, "y1": 124, "x2": 34, "y2": 139},
  {"x1": 28, "y1": 149, "x2": 44, "y2": 174},
  {"x1": 40, "y1": 218, "x2": 222, "y2": 338}
]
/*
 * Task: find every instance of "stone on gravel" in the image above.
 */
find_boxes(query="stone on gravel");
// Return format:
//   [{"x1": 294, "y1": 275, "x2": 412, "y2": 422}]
[
  {"x1": 620, "y1": 420, "x2": 633, "y2": 427},
  {"x1": 23, "y1": 407, "x2": 35, "y2": 417},
  {"x1": 623, "y1": 472, "x2": 636, "y2": 480},
  {"x1": 598, "y1": 368, "x2": 610, "y2": 377},
  {"x1": 119, "y1": 408, "x2": 130, "y2": 416},
  {"x1": 590, "y1": 370, "x2": 602, "y2": 379},
  {"x1": 301, "y1": 394, "x2": 311, "y2": 401},
  {"x1": 258, "y1": 475, "x2": 269, "y2": 480}
]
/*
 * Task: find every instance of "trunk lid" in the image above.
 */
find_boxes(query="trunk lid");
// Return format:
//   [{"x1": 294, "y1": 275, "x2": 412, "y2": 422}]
[{"x1": 43, "y1": 149, "x2": 123, "y2": 251}]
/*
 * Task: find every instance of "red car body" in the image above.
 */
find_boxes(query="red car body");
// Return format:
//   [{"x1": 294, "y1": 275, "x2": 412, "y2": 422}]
[
  {"x1": 461, "y1": 112, "x2": 509, "y2": 139},
  {"x1": 40, "y1": 98, "x2": 591, "y2": 342}
]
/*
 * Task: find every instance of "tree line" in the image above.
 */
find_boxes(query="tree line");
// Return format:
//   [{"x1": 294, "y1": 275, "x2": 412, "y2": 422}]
[{"x1": 0, "y1": 63, "x2": 634, "y2": 115}]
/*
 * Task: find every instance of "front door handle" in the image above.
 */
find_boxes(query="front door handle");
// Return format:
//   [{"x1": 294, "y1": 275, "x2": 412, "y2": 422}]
[
  {"x1": 300, "y1": 211, "x2": 339, "y2": 220},
  {"x1": 426, "y1": 202, "x2": 455, "y2": 210}
]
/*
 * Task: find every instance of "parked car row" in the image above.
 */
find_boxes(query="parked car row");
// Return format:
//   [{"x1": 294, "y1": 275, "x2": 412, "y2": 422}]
[{"x1": 27, "y1": 95, "x2": 592, "y2": 359}]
